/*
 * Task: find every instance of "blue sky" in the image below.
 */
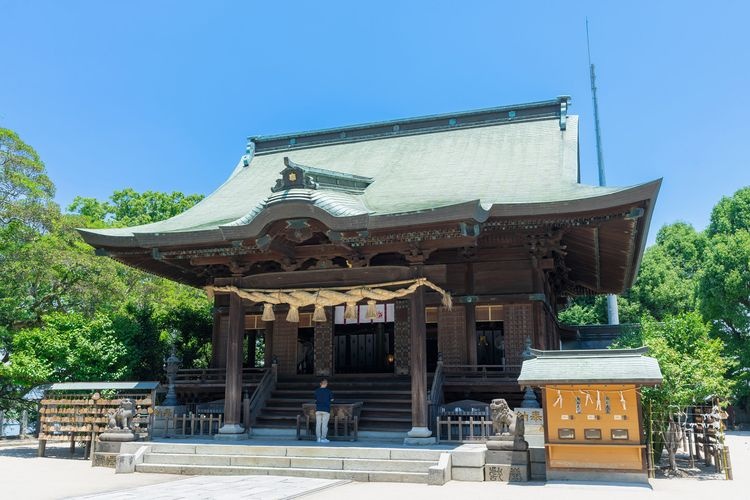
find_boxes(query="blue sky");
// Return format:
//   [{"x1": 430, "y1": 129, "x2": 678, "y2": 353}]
[{"x1": 1, "y1": 1, "x2": 748, "y2": 245}]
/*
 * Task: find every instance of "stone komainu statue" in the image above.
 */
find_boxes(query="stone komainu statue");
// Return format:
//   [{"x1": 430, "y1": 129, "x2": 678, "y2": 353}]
[
  {"x1": 490, "y1": 398, "x2": 515, "y2": 435},
  {"x1": 107, "y1": 398, "x2": 137, "y2": 431},
  {"x1": 488, "y1": 397, "x2": 528, "y2": 451}
]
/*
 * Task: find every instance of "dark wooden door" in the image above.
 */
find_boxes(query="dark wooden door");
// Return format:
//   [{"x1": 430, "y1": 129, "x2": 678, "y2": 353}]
[
  {"x1": 477, "y1": 321, "x2": 505, "y2": 365},
  {"x1": 334, "y1": 323, "x2": 394, "y2": 373}
]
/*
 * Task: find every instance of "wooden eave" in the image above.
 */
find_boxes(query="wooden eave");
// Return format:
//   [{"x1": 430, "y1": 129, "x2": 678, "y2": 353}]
[{"x1": 86, "y1": 180, "x2": 660, "y2": 292}]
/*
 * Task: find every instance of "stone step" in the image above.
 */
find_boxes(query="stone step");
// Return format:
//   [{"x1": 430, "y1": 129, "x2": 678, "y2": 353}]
[
  {"x1": 271, "y1": 389, "x2": 412, "y2": 396},
  {"x1": 144, "y1": 453, "x2": 435, "y2": 472},
  {"x1": 142, "y1": 443, "x2": 443, "y2": 460},
  {"x1": 276, "y1": 382, "x2": 411, "y2": 389},
  {"x1": 135, "y1": 463, "x2": 430, "y2": 483},
  {"x1": 265, "y1": 400, "x2": 411, "y2": 409},
  {"x1": 264, "y1": 397, "x2": 411, "y2": 405},
  {"x1": 261, "y1": 409, "x2": 412, "y2": 420},
  {"x1": 248, "y1": 427, "x2": 405, "y2": 441},
  {"x1": 277, "y1": 376, "x2": 412, "y2": 383}
]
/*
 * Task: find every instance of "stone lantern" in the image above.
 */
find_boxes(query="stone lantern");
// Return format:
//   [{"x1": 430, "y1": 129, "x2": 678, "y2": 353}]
[{"x1": 162, "y1": 342, "x2": 181, "y2": 407}]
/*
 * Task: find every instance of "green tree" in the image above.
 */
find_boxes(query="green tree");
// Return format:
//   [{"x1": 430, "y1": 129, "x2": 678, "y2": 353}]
[
  {"x1": 696, "y1": 187, "x2": 750, "y2": 403},
  {"x1": 627, "y1": 222, "x2": 705, "y2": 320},
  {"x1": 1, "y1": 312, "x2": 129, "y2": 389},
  {"x1": 707, "y1": 186, "x2": 750, "y2": 236},
  {"x1": 698, "y1": 230, "x2": 750, "y2": 399},
  {"x1": 69, "y1": 188, "x2": 204, "y2": 227},
  {"x1": 612, "y1": 312, "x2": 732, "y2": 465},
  {"x1": 558, "y1": 295, "x2": 641, "y2": 325},
  {"x1": 0, "y1": 128, "x2": 56, "y2": 231}
]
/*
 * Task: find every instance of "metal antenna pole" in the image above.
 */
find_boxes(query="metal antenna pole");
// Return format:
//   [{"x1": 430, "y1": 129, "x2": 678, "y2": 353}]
[
  {"x1": 587, "y1": 18, "x2": 606, "y2": 188},
  {"x1": 587, "y1": 18, "x2": 619, "y2": 325}
]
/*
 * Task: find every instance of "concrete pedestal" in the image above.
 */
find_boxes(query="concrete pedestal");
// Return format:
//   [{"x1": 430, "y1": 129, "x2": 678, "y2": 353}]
[
  {"x1": 404, "y1": 426, "x2": 436, "y2": 445},
  {"x1": 484, "y1": 435, "x2": 530, "y2": 482},
  {"x1": 214, "y1": 432, "x2": 251, "y2": 441},
  {"x1": 216, "y1": 423, "x2": 247, "y2": 440}
]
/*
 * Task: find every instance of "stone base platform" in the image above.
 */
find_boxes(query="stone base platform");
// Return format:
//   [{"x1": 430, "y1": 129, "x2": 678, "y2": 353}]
[
  {"x1": 117, "y1": 440, "x2": 454, "y2": 485},
  {"x1": 485, "y1": 463, "x2": 529, "y2": 482},
  {"x1": 546, "y1": 469, "x2": 649, "y2": 484}
]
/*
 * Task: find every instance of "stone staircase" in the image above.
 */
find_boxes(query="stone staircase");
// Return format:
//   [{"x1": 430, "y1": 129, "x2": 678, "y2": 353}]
[
  {"x1": 254, "y1": 375, "x2": 413, "y2": 432},
  {"x1": 129, "y1": 442, "x2": 447, "y2": 484}
]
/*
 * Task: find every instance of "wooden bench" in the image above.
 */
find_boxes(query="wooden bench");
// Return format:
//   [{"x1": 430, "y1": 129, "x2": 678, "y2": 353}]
[{"x1": 297, "y1": 402, "x2": 362, "y2": 441}]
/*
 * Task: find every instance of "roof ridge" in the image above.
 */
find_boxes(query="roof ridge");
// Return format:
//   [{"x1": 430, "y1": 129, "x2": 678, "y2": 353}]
[{"x1": 249, "y1": 96, "x2": 571, "y2": 154}]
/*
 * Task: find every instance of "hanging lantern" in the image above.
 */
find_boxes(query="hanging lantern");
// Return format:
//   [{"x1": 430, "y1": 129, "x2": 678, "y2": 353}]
[
  {"x1": 286, "y1": 305, "x2": 300, "y2": 323},
  {"x1": 313, "y1": 305, "x2": 327, "y2": 322},
  {"x1": 344, "y1": 302, "x2": 357, "y2": 320},
  {"x1": 365, "y1": 300, "x2": 378, "y2": 320},
  {"x1": 261, "y1": 303, "x2": 275, "y2": 322}
]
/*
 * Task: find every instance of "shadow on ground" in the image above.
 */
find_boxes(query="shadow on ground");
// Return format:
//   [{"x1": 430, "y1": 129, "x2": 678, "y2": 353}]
[{"x1": 0, "y1": 443, "x2": 88, "y2": 460}]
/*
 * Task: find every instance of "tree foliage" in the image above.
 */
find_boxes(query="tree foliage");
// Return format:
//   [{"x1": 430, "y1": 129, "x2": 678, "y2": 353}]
[
  {"x1": 698, "y1": 187, "x2": 750, "y2": 399},
  {"x1": 0, "y1": 128, "x2": 56, "y2": 231},
  {"x1": 612, "y1": 312, "x2": 733, "y2": 462},
  {"x1": 69, "y1": 188, "x2": 204, "y2": 227},
  {"x1": 0, "y1": 128, "x2": 211, "y2": 415}
]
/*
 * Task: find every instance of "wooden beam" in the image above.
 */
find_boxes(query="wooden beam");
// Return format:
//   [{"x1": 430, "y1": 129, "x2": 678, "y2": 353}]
[
  {"x1": 216, "y1": 266, "x2": 415, "y2": 289},
  {"x1": 295, "y1": 243, "x2": 353, "y2": 258}
]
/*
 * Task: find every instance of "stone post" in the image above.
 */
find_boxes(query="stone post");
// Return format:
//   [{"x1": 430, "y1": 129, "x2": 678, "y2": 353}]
[{"x1": 21, "y1": 410, "x2": 28, "y2": 439}]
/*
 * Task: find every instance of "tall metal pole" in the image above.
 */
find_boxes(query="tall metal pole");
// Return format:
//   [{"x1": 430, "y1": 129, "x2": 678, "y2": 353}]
[{"x1": 587, "y1": 19, "x2": 619, "y2": 325}]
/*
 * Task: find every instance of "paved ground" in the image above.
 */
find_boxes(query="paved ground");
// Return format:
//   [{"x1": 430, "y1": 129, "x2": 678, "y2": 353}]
[
  {"x1": 304, "y1": 432, "x2": 750, "y2": 500},
  {"x1": 72, "y1": 476, "x2": 347, "y2": 500},
  {"x1": 0, "y1": 432, "x2": 746, "y2": 499}
]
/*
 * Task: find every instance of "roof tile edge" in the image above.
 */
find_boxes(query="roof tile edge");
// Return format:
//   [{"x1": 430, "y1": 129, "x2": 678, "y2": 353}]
[{"x1": 529, "y1": 346, "x2": 650, "y2": 357}]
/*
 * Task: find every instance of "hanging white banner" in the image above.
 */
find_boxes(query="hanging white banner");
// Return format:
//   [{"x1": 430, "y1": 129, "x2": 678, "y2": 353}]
[{"x1": 334, "y1": 304, "x2": 395, "y2": 324}]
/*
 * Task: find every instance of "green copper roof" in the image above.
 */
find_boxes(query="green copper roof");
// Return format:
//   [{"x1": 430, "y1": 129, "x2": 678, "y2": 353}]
[
  {"x1": 78, "y1": 98, "x2": 658, "y2": 246},
  {"x1": 517, "y1": 347, "x2": 663, "y2": 386}
]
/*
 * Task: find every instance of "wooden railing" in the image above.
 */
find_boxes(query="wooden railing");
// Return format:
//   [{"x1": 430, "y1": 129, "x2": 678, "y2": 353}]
[
  {"x1": 427, "y1": 357, "x2": 445, "y2": 434},
  {"x1": 442, "y1": 364, "x2": 522, "y2": 379},
  {"x1": 175, "y1": 367, "x2": 266, "y2": 385},
  {"x1": 436, "y1": 414, "x2": 493, "y2": 443},
  {"x1": 170, "y1": 412, "x2": 223, "y2": 437},
  {"x1": 243, "y1": 362, "x2": 277, "y2": 429}
]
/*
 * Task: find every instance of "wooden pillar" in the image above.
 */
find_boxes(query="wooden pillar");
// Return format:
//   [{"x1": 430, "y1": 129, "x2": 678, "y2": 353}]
[
  {"x1": 464, "y1": 263, "x2": 477, "y2": 366},
  {"x1": 407, "y1": 280, "x2": 431, "y2": 439},
  {"x1": 210, "y1": 304, "x2": 225, "y2": 369},
  {"x1": 219, "y1": 291, "x2": 245, "y2": 434},
  {"x1": 465, "y1": 302, "x2": 477, "y2": 366},
  {"x1": 264, "y1": 327, "x2": 273, "y2": 368}
]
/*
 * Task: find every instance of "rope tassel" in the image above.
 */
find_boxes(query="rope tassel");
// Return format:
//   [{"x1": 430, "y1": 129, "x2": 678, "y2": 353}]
[
  {"x1": 261, "y1": 303, "x2": 275, "y2": 322},
  {"x1": 286, "y1": 305, "x2": 299, "y2": 323},
  {"x1": 344, "y1": 302, "x2": 357, "y2": 320},
  {"x1": 365, "y1": 300, "x2": 378, "y2": 320},
  {"x1": 312, "y1": 305, "x2": 327, "y2": 322}
]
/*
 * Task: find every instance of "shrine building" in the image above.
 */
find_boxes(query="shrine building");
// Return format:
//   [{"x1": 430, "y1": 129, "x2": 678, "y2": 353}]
[{"x1": 78, "y1": 97, "x2": 660, "y2": 440}]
